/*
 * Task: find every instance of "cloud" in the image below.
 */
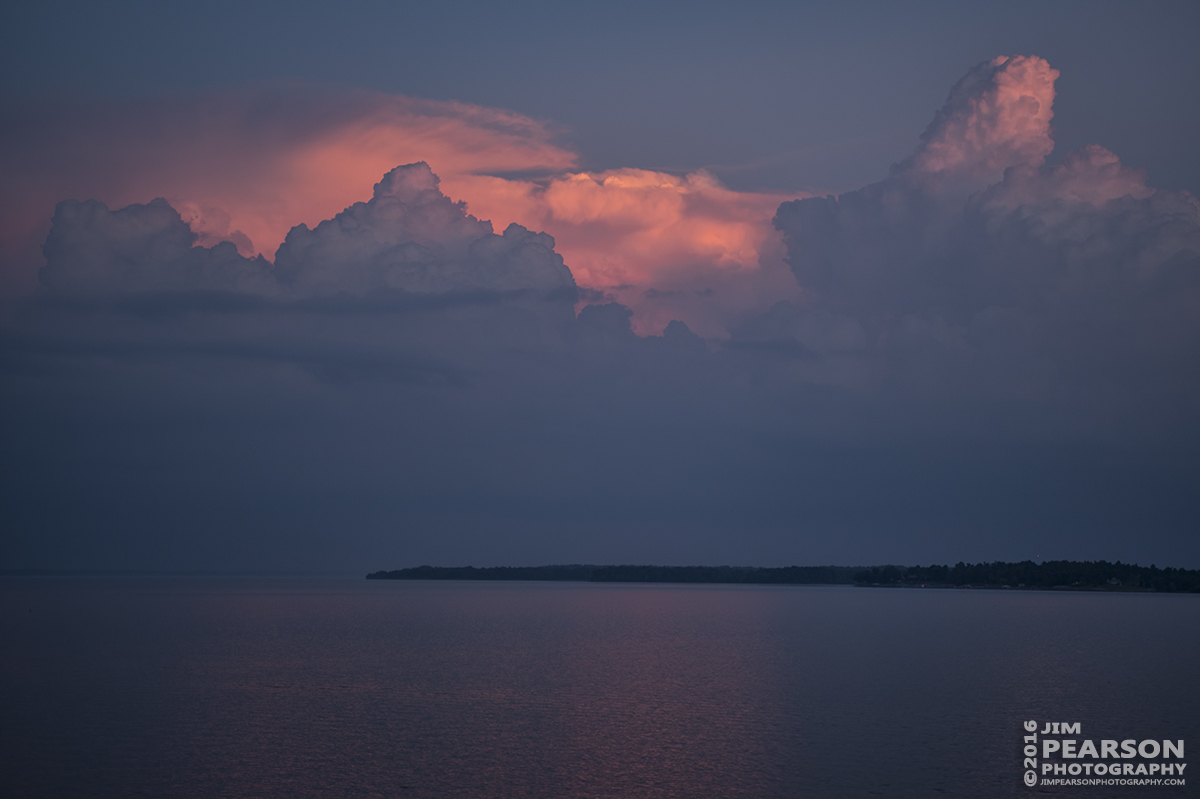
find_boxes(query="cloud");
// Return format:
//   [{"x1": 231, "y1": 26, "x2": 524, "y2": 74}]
[
  {"x1": 3, "y1": 58, "x2": 1199, "y2": 571},
  {"x1": 0, "y1": 89, "x2": 576, "y2": 264},
  {"x1": 517, "y1": 168, "x2": 803, "y2": 335},
  {"x1": 273, "y1": 163, "x2": 575, "y2": 298},
  {"x1": 770, "y1": 55, "x2": 1200, "y2": 432},
  {"x1": 16, "y1": 56, "x2": 1200, "y2": 430},
  {"x1": 900, "y1": 55, "x2": 1059, "y2": 186},
  {"x1": 37, "y1": 162, "x2": 577, "y2": 318},
  {"x1": 39, "y1": 198, "x2": 273, "y2": 298},
  {"x1": 1, "y1": 89, "x2": 802, "y2": 335}
]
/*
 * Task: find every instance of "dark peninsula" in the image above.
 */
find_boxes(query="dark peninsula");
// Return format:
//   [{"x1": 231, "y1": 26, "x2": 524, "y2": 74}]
[{"x1": 367, "y1": 561, "x2": 1200, "y2": 592}]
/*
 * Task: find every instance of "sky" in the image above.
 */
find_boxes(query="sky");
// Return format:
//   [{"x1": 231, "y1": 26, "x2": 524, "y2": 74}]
[{"x1": 2, "y1": 1, "x2": 1198, "y2": 573}]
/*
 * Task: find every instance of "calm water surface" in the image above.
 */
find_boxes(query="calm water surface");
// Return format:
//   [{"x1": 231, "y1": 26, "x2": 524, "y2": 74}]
[{"x1": 2, "y1": 578, "x2": 1197, "y2": 798}]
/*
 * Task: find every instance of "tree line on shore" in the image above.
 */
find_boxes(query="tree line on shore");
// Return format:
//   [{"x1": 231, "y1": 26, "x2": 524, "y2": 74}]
[
  {"x1": 857, "y1": 560, "x2": 1200, "y2": 591},
  {"x1": 366, "y1": 561, "x2": 1200, "y2": 592}
]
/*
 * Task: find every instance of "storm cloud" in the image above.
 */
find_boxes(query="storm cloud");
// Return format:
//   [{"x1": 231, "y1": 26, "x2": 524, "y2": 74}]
[
  {"x1": 0, "y1": 89, "x2": 801, "y2": 335},
  {"x1": 771, "y1": 55, "x2": 1200, "y2": 437},
  {"x1": 2, "y1": 57, "x2": 1198, "y2": 572}
]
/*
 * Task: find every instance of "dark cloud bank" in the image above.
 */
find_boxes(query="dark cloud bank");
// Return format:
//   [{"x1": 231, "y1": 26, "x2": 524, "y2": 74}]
[{"x1": 3, "y1": 57, "x2": 1198, "y2": 571}]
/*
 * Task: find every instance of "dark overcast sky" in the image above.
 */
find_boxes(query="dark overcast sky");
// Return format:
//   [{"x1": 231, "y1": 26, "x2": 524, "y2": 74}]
[
  {"x1": 3, "y1": 0, "x2": 1198, "y2": 194},
  {"x1": 2, "y1": 1, "x2": 1198, "y2": 573}
]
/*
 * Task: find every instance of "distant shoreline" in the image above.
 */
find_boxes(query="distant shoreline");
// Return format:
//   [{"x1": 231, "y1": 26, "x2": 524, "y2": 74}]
[{"x1": 367, "y1": 561, "x2": 1200, "y2": 593}]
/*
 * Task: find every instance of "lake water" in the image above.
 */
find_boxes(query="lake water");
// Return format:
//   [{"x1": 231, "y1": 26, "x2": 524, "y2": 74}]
[{"x1": 2, "y1": 578, "x2": 1196, "y2": 798}]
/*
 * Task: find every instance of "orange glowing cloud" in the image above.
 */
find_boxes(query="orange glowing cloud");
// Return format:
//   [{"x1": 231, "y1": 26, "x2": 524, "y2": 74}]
[
  {"x1": 510, "y1": 169, "x2": 804, "y2": 335},
  {"x1": 1, "y1": 88, "x2": 805, "y2": 334},
  {"x1": 251, "y1": 124, "x2": 806, "y2": 336}
]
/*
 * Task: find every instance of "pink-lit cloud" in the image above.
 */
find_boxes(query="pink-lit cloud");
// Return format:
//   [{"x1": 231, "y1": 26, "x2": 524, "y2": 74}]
[
  {"x1": 491, "y1": 169, "x2": 803, "y2": 335},
  {"x1": 16, "y1": 54, "x2": 1200, "y2": 440},
  {"x1": 0, "y1": 90, "x2": 575, "y2": 262},
  {"x1": 900, "y1": 55, "x2": 1059, "y2": 187},
  {"x1": 1, "y1": 89, "x2": 803, "y2": 335}
]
